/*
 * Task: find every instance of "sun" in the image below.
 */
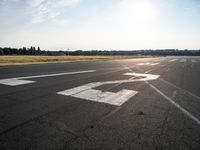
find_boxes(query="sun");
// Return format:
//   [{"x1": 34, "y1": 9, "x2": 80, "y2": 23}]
[
  {"x1": 134, "y1": 1, "x2": 156, "y2": 19},
  {"x1": 123, "y1": 0, "x2": 158, "y2": 23}
]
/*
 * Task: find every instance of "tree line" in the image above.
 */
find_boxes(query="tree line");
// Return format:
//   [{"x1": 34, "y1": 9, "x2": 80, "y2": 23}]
[
  {"x1": 0, "y1": 47, "x2": 200, "y2": 56},
  {"x1": 0, "y1": 46, "x2": 42, "y2": 55},
  {"x1": 66, "y1": 49, "x2": 200, "y2": 56}
]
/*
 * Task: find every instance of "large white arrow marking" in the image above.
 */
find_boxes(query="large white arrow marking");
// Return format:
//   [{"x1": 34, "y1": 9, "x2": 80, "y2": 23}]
[{"x1": 57, "y1": 73, "x2": 160, "y2": 106}]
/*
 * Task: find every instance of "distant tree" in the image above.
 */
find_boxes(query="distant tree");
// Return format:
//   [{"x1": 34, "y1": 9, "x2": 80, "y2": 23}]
[
  {"x1": 3, "y1": 48, "x2": 11, "y2": 55},
  {"x1": 22, "y1": 47, "x2": 27, "y2": 55},
  {"x1": 32, "y1": 47, "x2": 36, "y2": 55},
  {"x1": 29, "y1": 46, "x2": 33, "y2": 55},
  {"x1": 12, "y1": 48, "x2": 18, "y2": 55},
  {"x1": 0, "y1": 48, "x2": 4, "y2": 55},
  {"x1": 37, "y1": 47, "x2": 41, "y2": 55},
  {"x1": 18, "y1": 48, "x2": 23, "y2": 55}
]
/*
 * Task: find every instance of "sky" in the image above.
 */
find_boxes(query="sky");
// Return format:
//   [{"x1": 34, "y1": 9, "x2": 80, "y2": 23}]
[{"x1": 0, "y1": 0, "x2": 200, "y2": 50}]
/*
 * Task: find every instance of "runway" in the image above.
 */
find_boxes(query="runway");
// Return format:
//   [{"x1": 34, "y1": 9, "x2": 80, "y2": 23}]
[{"x1": 0, "y1": 56, "x2": 200, "y2": 150}]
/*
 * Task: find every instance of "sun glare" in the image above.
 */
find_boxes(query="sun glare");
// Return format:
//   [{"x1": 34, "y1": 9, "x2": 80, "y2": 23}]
[{"x1": 123, "y1": 0, "x2": 158, "y2": 23}]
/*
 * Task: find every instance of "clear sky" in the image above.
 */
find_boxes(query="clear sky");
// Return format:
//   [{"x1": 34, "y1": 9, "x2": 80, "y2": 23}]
[{"x1": 0, "y1": 0, "x2": 200, "y2": 50}]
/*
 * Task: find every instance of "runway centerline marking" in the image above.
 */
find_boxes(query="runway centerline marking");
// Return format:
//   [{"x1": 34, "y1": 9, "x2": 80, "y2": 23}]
[
  {"x1": 0, "y1": 70, "x2": 96, "y2": 86},
  {"x1": 57, "y1": 72, "x2": 160, "y2": 106},
  {"x1": 136, "y1": 62, "x2": 160, "y2": 66}
]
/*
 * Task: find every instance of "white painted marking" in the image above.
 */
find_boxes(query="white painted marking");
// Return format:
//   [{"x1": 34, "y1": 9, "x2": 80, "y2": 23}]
[
  {"x1": 58, "y1": 72, "x2": 159, "y2": 106},
  {"x1": 146, "y1": 81, "x2": 200, "y2": 126},
  {"x1": 145, "y1": 70, "x2": 153, "y2": 74},
  {"x1": 168, "y1": 59, "x2": 177, "y2": 62},
  {"x1": 144, "y1": 68, "x2": 200, "y2": 100},
  {"x1": 136, "y1": 62, "x2": 160, "y2": 66},
  {"x1": 0, "y1": 79, "x2": 36, "y2": 86},
  {"x1": 124, "y1": 72, "x2": 159, "y2": 81},
  {"x1": 122, "y1": 64, "x2": 200, "y2": 126},
  {"x1": 60, "y1": 88, "x2": 138, "y2": 106},
  {"x1": 15, "y1": 70, "x2": 96, "y2": 79},
  {"x1": 0, "y1": 70, "x2": 96, "y2": 86},
  {"x1": 180, "y1": 59, "x2": 186, "y2": 62},
  {"x1": 159, "y1": 78, "x2": 200, "y2": 100}
]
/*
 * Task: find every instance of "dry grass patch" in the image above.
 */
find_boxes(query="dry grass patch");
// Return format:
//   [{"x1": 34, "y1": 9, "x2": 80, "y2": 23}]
[{"x1": 0, "y1": 56, "x2": 145, "y2": 67}]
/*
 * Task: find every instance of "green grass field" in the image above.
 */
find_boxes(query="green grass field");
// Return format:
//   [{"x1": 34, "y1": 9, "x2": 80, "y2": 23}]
[{"x1": 0, "y1": 56, "x2": 147, "y2": 67}]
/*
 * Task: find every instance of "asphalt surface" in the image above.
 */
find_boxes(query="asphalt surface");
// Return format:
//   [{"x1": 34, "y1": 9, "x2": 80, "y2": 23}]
[{"x1": 0, "y1": 56, "x2": 200, "y2": 150}]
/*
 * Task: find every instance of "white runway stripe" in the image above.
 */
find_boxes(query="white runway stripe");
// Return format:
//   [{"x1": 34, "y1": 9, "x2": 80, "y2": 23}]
[
  {"x1": 123, "y1": 64, "x2": 200, "y2": 126},
  {"x1": 136, "y1": 62, "x2": 160, "y2": 66},
  {"x1": 16, "y1": 70, "x2": 96, "y2": 79},
  {"x1": 0, "y1": 70, "x2": 96, "y2": 86},
  {"x1": 146, "y1": 81, "x2": 200, "y2": 126},
  {"x1": 0, "y1": 79, "x2": 36, "y2": 86}
]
